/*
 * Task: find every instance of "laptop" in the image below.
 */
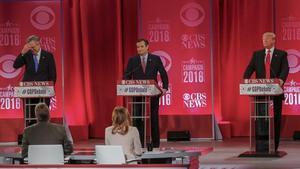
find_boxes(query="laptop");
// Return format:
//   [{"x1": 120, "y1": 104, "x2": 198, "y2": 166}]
[
  {"x1": 28, "y1": 145, "x2": 64, "y2": 164},
  {"x1": 95, "y1": 145, "x2": 126, "y2": 164}
]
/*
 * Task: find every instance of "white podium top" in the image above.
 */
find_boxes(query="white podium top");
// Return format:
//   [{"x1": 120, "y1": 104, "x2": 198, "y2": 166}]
[
  {"x1": 240, "y1": 79, "x2": 283, "y2": 96},
  {"x1": 117, "y1": 80, "x2": 162, "y2": 96},
  {"x1": 14, "y1": 81, "x2": 55, "y2": 98}
]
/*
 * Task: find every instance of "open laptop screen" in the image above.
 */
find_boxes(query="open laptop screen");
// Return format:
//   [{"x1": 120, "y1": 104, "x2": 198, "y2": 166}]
[{"x1": 95, "y1": 145, "x2": 125, "y2": 164}]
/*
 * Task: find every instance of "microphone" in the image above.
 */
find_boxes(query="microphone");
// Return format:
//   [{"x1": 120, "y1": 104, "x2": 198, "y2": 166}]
[{"x1": 123, "y1": 63, "x2": 141, "y2": 79}]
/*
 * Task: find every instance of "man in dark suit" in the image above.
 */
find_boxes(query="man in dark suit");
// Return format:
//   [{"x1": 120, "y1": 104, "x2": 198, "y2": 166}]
[
  {"x1": 13, "y1": 35, "x2": 56, "y2": 125},
  {"x1": 21, "y1": 103, "x2": 73, "y2": 157},
  {"x1": 124, "y1": 39, "x2": 169, "y2": 148},
  {"x1": 13, "y1": 35, "x2": 56, "y2": 83},
  {"x1": 243, "y1": 32, "x2": 289, "y2": 152}
]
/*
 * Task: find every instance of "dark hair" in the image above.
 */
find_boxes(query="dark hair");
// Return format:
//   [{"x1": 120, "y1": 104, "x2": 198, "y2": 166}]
[
  {"x1": 35, "y1": 103, "x2": 50, "y2": 122},
  {"x1": 137, "y1": 38, "x2": 149, "y2": 46}
]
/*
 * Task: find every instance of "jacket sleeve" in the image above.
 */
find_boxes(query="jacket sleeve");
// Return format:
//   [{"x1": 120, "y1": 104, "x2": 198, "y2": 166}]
[
  {"x1": 243, "y1": 52, "x2": 256, "y2": 79},
  {"x1": 21, "y1": 129, "x2": 29, "y2": 158},
  {"x1": 62, "y1": 127, "x2": 73, "y2": 155},
  {"x1": 157, "y1": 57, "x2": 169, "y2": 90},
  {"x1": 279, "y1": 51, "x2": 289, "y2": 82},
  {"x1": 13, "y1": 53, "x2": 27, "y2": 69},
  {"x1": 132, "y1": 127, "x2": 142, "y2": 156},
  {"x1": 48, "y1": 53, "x2": 57, "y2": 84},
  {"x1": 123, "y1": 58, "x2": 134, "y2": 80},
  {"x1": 105, "y1": 127, "x2": 110, "y2": 145}
]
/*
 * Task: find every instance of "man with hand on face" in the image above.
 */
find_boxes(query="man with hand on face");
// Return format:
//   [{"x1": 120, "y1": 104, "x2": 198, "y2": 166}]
[
  {"x1": 14, "y1": 35, "x2": 56, "y2": 84},
  {"x1": 124, "y1": 38, "x2": 169, "y2": 148},
  {"x1": 13, "y1": 35, "x2": 57, "y2": 125}
]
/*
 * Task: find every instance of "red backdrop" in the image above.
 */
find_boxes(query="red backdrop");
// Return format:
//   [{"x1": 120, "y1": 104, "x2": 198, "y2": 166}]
[
  {"x1": 216, "y1": 0, "x2": 274, "y2": 136},
  {"x1": 139, "y1": 0, "x2": 213, "y2": 138},
  {"x1": 1, "y1": 0, "x2": 300, "y2": 141}
]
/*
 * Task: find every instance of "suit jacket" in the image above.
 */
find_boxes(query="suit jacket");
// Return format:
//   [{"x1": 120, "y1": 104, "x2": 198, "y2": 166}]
[
  {"x1": 13, "y1": 49, "x2": 57, "y2": 83},
  {"x1": 105, "y1": 126, "x2": 142, "y2": 160},
  {"x1": 243, "y1": 48, "x2": 289, "y2": 98},
  {"x1": 21, "y1": 122, "x2": 73, "y2": 157},
  {"x1": 244, "y1": 48, "x2": 289, "y2": 81},
  {"x1": 124, "y1": 53, "x2": 169, "y2": 90}
]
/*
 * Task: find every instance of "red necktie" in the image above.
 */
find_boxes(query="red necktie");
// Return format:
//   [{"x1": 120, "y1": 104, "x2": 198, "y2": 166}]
[
  {"x1": 141, "y1": 57, "x2": 146, "y2": 73},
  {"x1": 265, "y1": 49, "x2": 271, "y2": 79}
]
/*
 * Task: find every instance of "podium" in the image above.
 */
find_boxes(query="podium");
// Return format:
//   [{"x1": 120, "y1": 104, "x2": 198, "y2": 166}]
[
  {"x1": 117, "y1": 80, "x2": 162, "y2": 147},
  {"x1": 239, "y1": 79, "x2": 286, "y2": 157},
  {"x1": 14, "y1": 81, "x2": 55, "y2": 127}
]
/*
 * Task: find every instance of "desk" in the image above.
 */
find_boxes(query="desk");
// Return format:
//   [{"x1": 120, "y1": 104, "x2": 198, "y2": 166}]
[
  {"x1": 69, "y1": 149, "x2": 200, "y2": 163},
  {"x1": 0, "y1": 164, "x2": 189, "y2": 169},
  {"x1": 69, "y1": 147, "x2": 212, "y2": 169},
  {"x1": 0, "y1": 146, "x2": 22, "y2": 164},
  {"x1": 0, "y1": 146, "x2": 213, "y2": 169},
  {"x1": 0, "y1": 149, "x2": 199, "y2": 165},
  {"x1": 141, "y1": 150, "x2": 200, "y2": 159}
]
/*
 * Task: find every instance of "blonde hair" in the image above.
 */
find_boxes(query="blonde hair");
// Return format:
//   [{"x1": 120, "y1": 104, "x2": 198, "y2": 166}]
[
  {"x1": 111, "y1": 106, "x2": 131, "y2": 135},
  {"x1": 263, "y1": 32, "x2": 276, "y2": 39}
]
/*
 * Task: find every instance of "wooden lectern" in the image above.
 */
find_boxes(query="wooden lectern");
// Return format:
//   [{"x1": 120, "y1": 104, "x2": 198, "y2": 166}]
[
  {"x1": 239, "y1": 79, "x2": 286, "y2": 157},
  {"x1": 14, "y1": 81, "x2": 55, "y2": 127},
  {"x1": 117, "y1": 80, "x2": 162, "y2": 147}
]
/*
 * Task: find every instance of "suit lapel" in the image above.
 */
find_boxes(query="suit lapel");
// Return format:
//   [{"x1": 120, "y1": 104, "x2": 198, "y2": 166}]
[
  {"x1": 37, "y1": 50, "x2": 45, "y2": 72},
  {"x1": 144, "y1": 54, "x2": 151, "y2": 74},
  {"x1": 259, "y1": 49, "x2": 266, "y2": 67},
  {"x1": 271, "y1": 49, "x2": 279, "y2": 68},
  {"x1": 136, "y1": 56, "x2": 145, "y2": 74}
]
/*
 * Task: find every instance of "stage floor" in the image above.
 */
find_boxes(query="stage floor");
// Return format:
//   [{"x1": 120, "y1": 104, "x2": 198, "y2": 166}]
[
  {"x1": 161, "y1": 137, "x2": 300, "y2": 169},
  {"x1": 73, "y1": 137, "x2": 300, "y2": 169}
]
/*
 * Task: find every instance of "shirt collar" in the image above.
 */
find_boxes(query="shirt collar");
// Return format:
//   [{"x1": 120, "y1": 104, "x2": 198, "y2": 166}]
[
  {"x1": 32, "y1": 48, "x2": 42, "y2": 59},
  {"x1": 140, "y1": 53, "x2": 148, "y2": 60},
  {"x1": 265, "y1": 47, "x2": 274, "y2": 54},
  {"x1": 33, "y1": 48, "x2": 42, "y2": 61},
  {"x1": 37, "y1": 48, "x2": 41, "y2": 56}
]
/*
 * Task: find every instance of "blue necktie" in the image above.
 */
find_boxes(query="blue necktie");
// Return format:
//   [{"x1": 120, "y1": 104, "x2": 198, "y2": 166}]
[{"x1": 33, "y1": 55, "x2": 39, "y2": 72}]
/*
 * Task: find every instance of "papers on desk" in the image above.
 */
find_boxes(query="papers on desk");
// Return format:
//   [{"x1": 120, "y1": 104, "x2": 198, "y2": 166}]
[
  {"x1": 141, "y1": 150, "x2": 199, "y2": 159},
  {"x1": 144, "y1": 150, "x2": 184, "y2": 155},
  {"x1": 69, "y1": 151, "x2": 95, "y2": 161},
  {"x1": 144, "y1": 151, "x2": 166, "y2": 155}
]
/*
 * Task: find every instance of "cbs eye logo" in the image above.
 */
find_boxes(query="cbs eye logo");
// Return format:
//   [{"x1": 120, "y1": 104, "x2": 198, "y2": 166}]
[
  {"x1": 183, "y1": 93, "x2": 190, "y2": 101},
  {"x1": 180, "y1": 2, "x2": 205, "y2": 27},
  {"x1": 287, "y1": 49, "x2": 300, "y2": 74},
  {"x1": 0, "y1": 54, "x2": 21, "y2": 79},
  {"x1": 31, "y1": 6, "x2": 55, "y2": 30},
  {"x1": 152, "y1": 50, "x2": 172, "y2": 72}
]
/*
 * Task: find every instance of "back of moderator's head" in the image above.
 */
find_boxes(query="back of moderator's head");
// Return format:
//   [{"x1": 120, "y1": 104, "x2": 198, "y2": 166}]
[{"x1": 35, "y1": 103, "x2": 50, "y2": 122}]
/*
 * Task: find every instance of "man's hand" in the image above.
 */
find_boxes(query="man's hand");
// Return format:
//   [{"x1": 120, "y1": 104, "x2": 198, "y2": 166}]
[
  {"x1": 161, "y1": 89, "x2": 167, "y2": 96},
  {"x1": 279, "y1": 79, "x2": 284, "y2": 86},
  {"x1": 21, "y1": 44, "x2": 32, "y2": 55}
]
